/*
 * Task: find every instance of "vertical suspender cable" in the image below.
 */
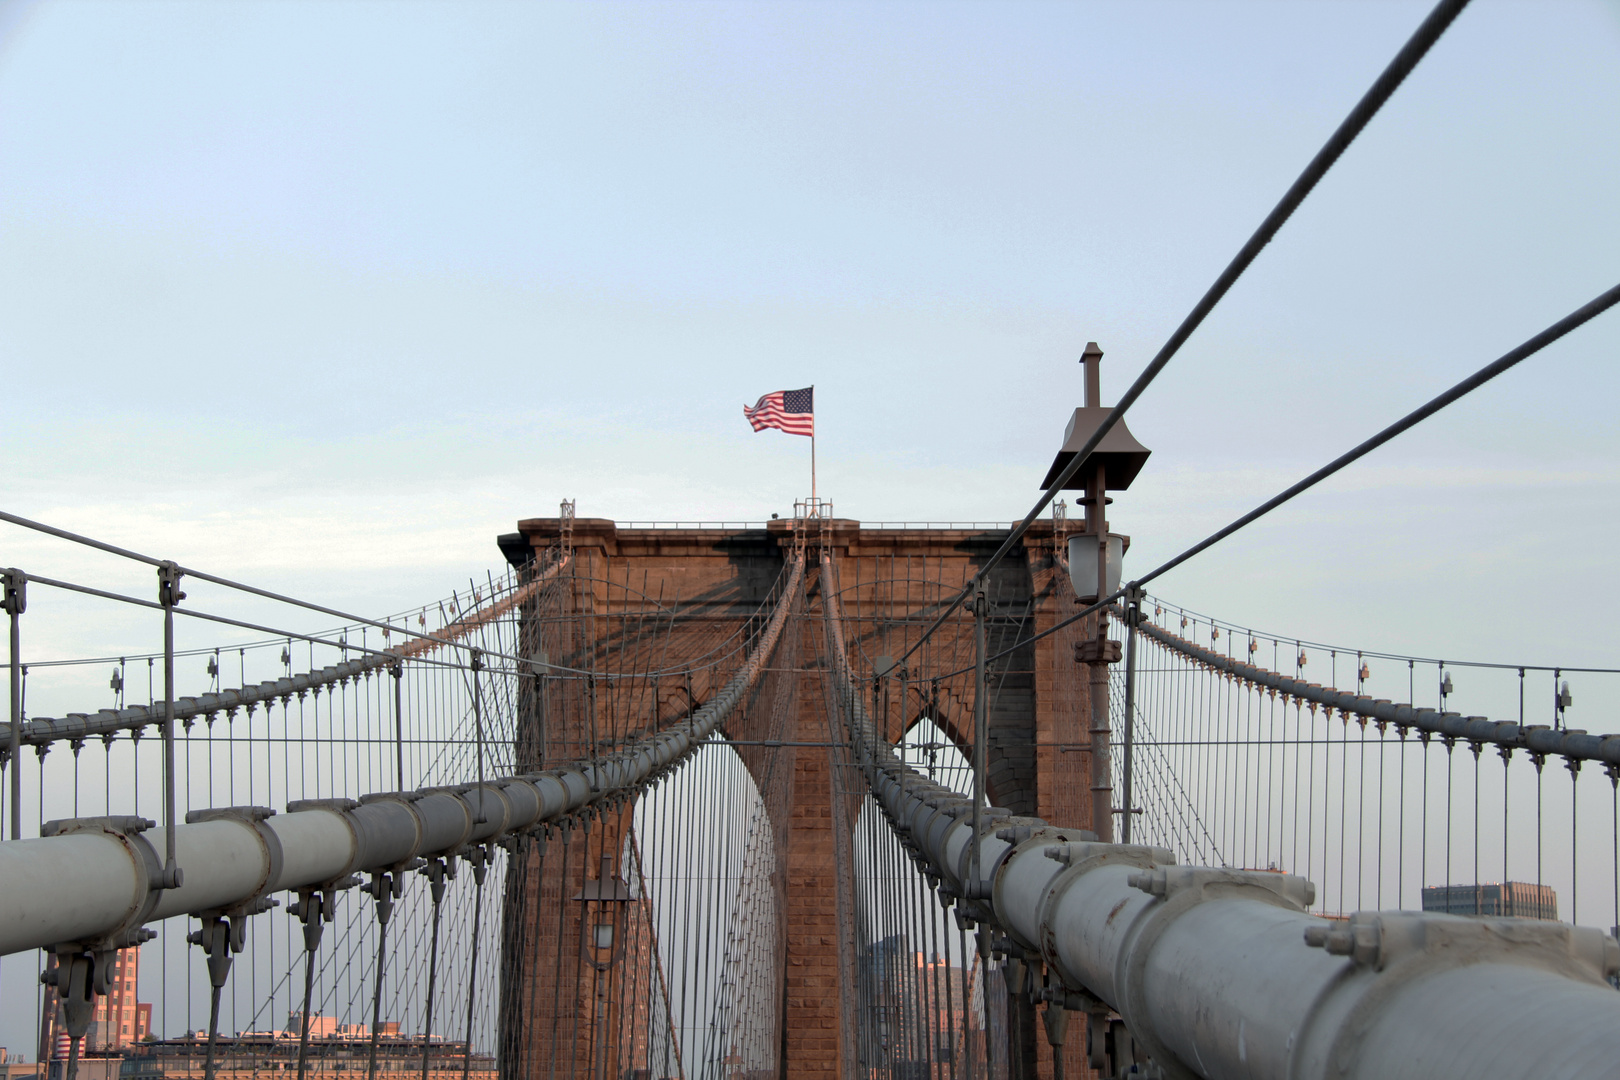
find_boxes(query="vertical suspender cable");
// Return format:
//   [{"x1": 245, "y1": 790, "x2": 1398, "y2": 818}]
[
  {"x1": 568, "y1": 816, "x2": 587, "y2": 1080},
  {"x1": 392, "y1": 662, "x2": 405, "y2": 791},
  {"x1": 959, "y1": 924, "x2": 976, "y2": 1080},
  {"x1": 159, "y1": 562, "x2": 184, "y2": 887},
  {"x1": 366, "y1": 874, "x2": 397, "y2": 1080},
  {"x1": 421, "y1": 863, "x2": 448, "y2": 1080},
  {"x1": 1121, "y1": 591, "x2": 1139, "y2": 845},
  {"x1": 294, "y1": 894, "x2": 323, "y2": 1080},
  {"x1": 525, "y1": 831, "x2": 547, "y2": 1076},
  {"x1": 462, "y1": 853, "x2": 488, "y2": 1080},
  {"x1": 549, "y1": 829, "x2": 569, "y2": 1080}
]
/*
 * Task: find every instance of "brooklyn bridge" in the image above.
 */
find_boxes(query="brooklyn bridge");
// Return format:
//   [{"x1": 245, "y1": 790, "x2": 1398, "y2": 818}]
[
  {"x1": 6, "y1": 487, "x2": 1618, "y2": 1080},
  {"x1": 4, "y1": 1, "x2": 1620, "y2": 1077}
]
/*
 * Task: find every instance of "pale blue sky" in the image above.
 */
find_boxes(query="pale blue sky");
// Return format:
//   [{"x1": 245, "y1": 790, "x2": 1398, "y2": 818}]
[{"x1": 1, "y1": 0, "x2": 1618, "y2": 676}]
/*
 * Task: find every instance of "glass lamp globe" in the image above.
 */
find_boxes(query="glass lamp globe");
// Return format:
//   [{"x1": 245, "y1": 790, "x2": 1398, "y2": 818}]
[{"x1": 1067, "y1": 533, "x2": 1123, "y2": 602}]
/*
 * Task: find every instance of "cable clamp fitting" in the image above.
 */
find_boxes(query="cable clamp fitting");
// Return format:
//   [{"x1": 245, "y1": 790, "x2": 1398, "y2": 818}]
[
  {"x1": 1129, "y1": 864, "x2": 1315, "y2": 910},
  {"x1": 156, "y1": 562, "x2": 186, "y2": 608},
  {"x1": 1, "y1": 568, "x2": 26, "y2": 615}
]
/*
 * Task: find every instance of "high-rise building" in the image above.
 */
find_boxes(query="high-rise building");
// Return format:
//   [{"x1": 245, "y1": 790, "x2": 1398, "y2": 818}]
[
  {"x1": 1421, "y1": 881, "x2": 1558, "y2": 921},
  {"x1": 39, "y1": 946, "x2": 152, "y2": 1066},
  {"x1": 858, "y1": 936, "x2": 983, "y2": 1079},
  {"x1": 117, "y1": 1032, "x2": 495, "y2": 1080}
]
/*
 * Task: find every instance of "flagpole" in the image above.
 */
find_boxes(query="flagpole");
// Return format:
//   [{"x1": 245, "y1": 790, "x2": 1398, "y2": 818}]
[{"x1": 810, "y1": 385, "x2": 817, "y2": 506}]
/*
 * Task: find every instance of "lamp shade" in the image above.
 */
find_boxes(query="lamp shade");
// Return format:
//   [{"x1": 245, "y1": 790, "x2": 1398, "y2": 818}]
[
  {"x1": 1041, "y1": 408, "x2": 1152, "y2": 491},
  {"x1": 1068, "y1": 534, "x2": 1123, "y2": 602}
]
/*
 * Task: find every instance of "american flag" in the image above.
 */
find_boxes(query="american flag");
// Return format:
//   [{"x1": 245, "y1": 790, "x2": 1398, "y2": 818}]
[{"x1": 743, "y1": 387, "x2": 814, "y2": 437}]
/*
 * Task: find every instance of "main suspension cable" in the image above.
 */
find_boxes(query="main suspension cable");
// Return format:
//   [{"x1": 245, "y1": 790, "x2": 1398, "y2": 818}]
[
  {"x1": 893, "y1": 0, "x2": 1474, "y2": 672},
  {"x1": 1136, "y1": 280, "x2": 1620, "y2": 589},
  {"x1": 930, "y1": 281, "x2": 1620, "y2": 681},
  {"x1": 0, "y1": 508, "x2": 598, "y2": 675}
]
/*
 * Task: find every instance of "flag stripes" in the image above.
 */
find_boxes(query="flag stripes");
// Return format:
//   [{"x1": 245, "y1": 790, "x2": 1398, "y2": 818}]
[{"x1": 743, "y1": 387, "x2": 814, "y2": 437}]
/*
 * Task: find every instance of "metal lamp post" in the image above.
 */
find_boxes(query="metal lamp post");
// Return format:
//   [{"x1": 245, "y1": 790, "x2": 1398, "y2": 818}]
[
  {"x1": 1042, "y1": 342, "x2": 1151, "y2": 843},
  {"x1": 576, "y1": 850, "x2": 633, "y2": 966},
  {"x1": 574, "y1": 849, "x2": 634, "y2": 1080}
]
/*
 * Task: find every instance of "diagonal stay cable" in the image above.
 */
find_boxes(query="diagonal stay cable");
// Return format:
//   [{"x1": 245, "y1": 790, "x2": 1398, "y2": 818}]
[
  {"x1": 1128, "y1": 696, "x2": 1227, "y2": 864},
  {"x1": 894, "y1": 0, "x2": 1473, "y2": 672},
  {"x1": 1136, "y1": 281, "x2": 1620, "y2": 588},
  {"x1": 932, "y1": 280, "x2": 1620, "y2": 679},
  {"x1": 21, "y1": 573, "x2": 462, "y2": 668},
  {"x1": 0, "y1": 508, "x2": 757, "y2": 683},
  {"x1": 0, "y1": 506, "x2": 592, "y2": 672}
]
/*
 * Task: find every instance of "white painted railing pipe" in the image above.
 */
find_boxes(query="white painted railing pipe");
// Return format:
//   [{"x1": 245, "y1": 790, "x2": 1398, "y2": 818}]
[{"x1": 0, "y1": 555, "x2": 801, "y2": 958}]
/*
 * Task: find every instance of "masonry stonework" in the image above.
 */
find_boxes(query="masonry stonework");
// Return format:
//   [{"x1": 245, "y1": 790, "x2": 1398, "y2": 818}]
[{"x1": 499, "y1": 518, "x2": 1100, "y2": 1079}]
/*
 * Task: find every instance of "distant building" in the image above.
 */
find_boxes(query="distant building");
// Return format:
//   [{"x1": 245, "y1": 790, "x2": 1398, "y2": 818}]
[
  {"x1": 39, "y1": 945, "x2": 152, "y2": 1073},
  {"x1": 1, "y1": 1047, "x2": 41, "y2": 1080},
  {"x1": 283, "y1": 1014, "x2": 339, "y2": 1040},
  {"x1": 35, "y1": 976, "x2": 481, "y2": 1080},
  {"x1": 858, "y1": 936, "x2": 982, "y2": 1080},
  {"x1": 1421, "y1": 881, "x2": 1558, "y2": 921},
  {"x1": 118, "y1": 1032, "x2": 494, "y2": 1080}
]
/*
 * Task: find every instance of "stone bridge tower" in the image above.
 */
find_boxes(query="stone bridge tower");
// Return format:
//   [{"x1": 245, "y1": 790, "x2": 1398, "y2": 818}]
[{"x1": 497, "y1": 515, "x2": 1098, "y2": 1078}]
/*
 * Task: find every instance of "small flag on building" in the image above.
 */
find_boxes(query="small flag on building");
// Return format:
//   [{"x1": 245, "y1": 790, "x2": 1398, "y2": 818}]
[{"x1": 743, "y1": 387, "x2": 814, "y2": 437}]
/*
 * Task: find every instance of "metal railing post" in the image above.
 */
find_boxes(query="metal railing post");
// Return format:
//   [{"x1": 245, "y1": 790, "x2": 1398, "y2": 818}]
[
  {"x1": 971, "y1": 581, "x2": 988, "y2": 897},
  {"x1": 391, "y1": 660, "x2": 405, "y2": 791},
  {"x1": 1088, "y1": 461, "x2": 1113, "y2": 844},
  {"x1": 471, "y1": 648, "x2": 485, "y2": 822},
  {"x1": 1121, "y1": 584, "x2": 1142, "y2": 845},
  {"x1": 4, "y1": 568, "x2": 25, "y2": 840},
  {"x1": 157, "y1": 562, "x2": 185, "y2": 886}
]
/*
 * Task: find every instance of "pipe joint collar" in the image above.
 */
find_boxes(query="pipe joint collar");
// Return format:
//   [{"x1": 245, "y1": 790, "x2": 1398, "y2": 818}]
[
  {"x1": 1112, "y1": 863, "x2": 1317, "y2": 1080},
  {"x1": 990, "y1": 827, "x2": 1112, "y2": 953},
  {"x1": 1294, "y1": 910, "x2": 1620, "y2": 1079},
  {"x1": 183, "y1": 806, "x2": 285, "y2": 916},
  {"x1": 1031, "y1": 842, "x2": 1172, "y2": 986},
  {"x1": 39, "y1": 816, "x2": 165, "y2": 951},
  {"x1": 1127, "y1": 865, "x2": 1314, "y2": 910},
  {"x1": 1302, "y1": 910, "x2": 1620, "y2": 982}
]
